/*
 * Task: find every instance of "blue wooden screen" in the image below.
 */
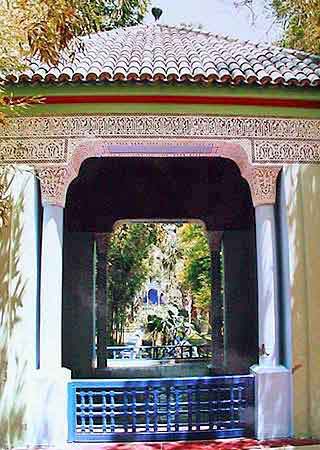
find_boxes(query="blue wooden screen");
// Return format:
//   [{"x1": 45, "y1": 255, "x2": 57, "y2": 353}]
[{"x1": 68, "y1": 375, "x2": 254, "y2": 442}]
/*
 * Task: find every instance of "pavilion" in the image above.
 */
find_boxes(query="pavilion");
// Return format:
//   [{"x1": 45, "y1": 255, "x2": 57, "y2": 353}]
[{"x1": 0, "y1": 22, "x2": 320, "y2": 448}]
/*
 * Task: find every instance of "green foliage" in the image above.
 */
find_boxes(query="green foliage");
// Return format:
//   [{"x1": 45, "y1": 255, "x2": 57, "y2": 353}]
[
  {"x1": 103, "y1": 0, "x2": 149, "y2": 29},
  {"x1": 150, "y1": 225, "x2": 182, "y2": 290},
  {"x1": 145, "y1": 304, "x2": 191, "y2": 346},
  {"x1": 107, "y1": 223, "x2": 159, "y2": 343},
  {"x1": 0, "y1": 0, "x2": 149, "y2": 68},
  {"x1": 0, "y1": 0, "x2": 149, "y2": 121},
  {"x1": 270, "y1": 0, "x2": 320, "y2": 53},
  {"x1": 237, "y1": 0, "x2": 320, "y2": 53},
  {"x1": 177, "y1": 224, "x2": 211, "y2": 311},
  {"x1": 107, "y1": 223, "x2": 212, "y2": 345}
]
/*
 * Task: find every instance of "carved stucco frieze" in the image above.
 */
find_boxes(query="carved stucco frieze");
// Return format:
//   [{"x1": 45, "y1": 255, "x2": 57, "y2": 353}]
[
  {"x1": 0, "y1": 115, "x2": 319, "y2": 141},
  {"x1": 35, "y1": 140, "x2": 281, "y2": 207},
  {"x1": 37, "y1": 166, "x2": 76, "y2": 206},
  {"x1": 253, "y1": 139, "x2": 320, "y2": 163},
  {"x1": 0, "y1": 139, "x2": 67, "y2": 164},
  {"x1": 248, "y1": 167, "x2": 282, "y2": 206},
  {"x1": 0, "y1": 115, "x2": 319, "y2": 165},
  {"x1": 0, "y1": 114, "x2": 320, "y2": 165},
  {"x1": 0, "y1": 114, "x2": 319, "y2": 207}
]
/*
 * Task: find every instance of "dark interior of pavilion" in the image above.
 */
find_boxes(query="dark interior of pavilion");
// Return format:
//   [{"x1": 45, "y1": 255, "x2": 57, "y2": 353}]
[{"x1": 62, "y1": 157, "x2": 258, "y2": 378}]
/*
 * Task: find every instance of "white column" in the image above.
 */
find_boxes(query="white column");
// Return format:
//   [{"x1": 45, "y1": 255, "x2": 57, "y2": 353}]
[
  {"x1": 27, "y1": 204, "x2": 71, "y2": 447},
  {"x1": 40, "y1": 205, "x2": 64, "y2": 369},
  {"x1": 251, "y1": 204, "x2": 291, "y2": 439},
  {"x1": 255, "y1": 205, "x2": 279, "y2": 366}
]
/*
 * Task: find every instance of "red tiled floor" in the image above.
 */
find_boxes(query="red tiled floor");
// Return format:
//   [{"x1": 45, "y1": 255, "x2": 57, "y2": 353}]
[
  {"x1": 162, "y1": 438, "x2": 320, "y2": 450},
  {"x1": 63, "y1": 438, "x2": 320, "y2": 450},
  {"x1": 68, "y1": 444, "x2": 162, "y2": 450},
  {"x1": 261, "y1": 439, "x2": 320, "y2": 448},
  {"x1": 162, "y1": 438, "x2": 259, "y2": 450}
]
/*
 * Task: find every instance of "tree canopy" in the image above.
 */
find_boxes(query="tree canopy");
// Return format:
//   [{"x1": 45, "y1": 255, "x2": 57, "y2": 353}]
[
  {"x1": 0, "y1": 0, "x2": 149, "y2": 122},
  {"x1": 106, "y1": 223, "x2": 212, "y2": 346},
  {"x1": 177, "y1": 224, "x2": 211, "y2": 312},
  {"x1": 0, "y1": 0, "x2": 149, "y2": 69},
  {"x1": 107, "y1": 223, "x2": 158, "y2": 343},
  {"x1": 270, "y1": 0, "x2": 320, "y2": 53},
  {"x1": 237, "y1": 0, "x2": 320, "y2": 53}
]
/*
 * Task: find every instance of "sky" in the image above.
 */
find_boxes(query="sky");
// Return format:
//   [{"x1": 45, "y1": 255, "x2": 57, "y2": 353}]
[{"x1": 144, "y1": 0, "x2": 282, "y2": 44}]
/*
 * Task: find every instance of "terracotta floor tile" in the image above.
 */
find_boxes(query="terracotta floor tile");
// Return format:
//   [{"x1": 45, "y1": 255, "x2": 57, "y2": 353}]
[
  {"x1": 30, "y1": 437, "x2": 320, "y2": 450},
  {"x1": 162, "y1": 440, "x2": 252, "y2": 450},
  {"x1": 67, "y1": 444, "x2": 162, "y2": 450},
  {"x1": 261, "y1": 439, "x2": 320, "y2": 448},
  {"x1": 161, "y1": 438, "x2": 320, "y2": 450},
  {"x1": 163, "y1": 444, "x2": 211, "y2": 450}
]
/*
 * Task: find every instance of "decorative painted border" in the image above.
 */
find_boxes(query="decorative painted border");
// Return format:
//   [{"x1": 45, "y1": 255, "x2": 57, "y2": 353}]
[
  {"x1": 0, "y1": 114, "x2": 319, "y2": 207},
  {"x1": 0, "y1": 114, "x2": 319, "y2": 139},
  {"x1": 36, "y1": 139, "x2": 281, "y2": 208},
  {"x1": 6, "y1": 94, "x2": 320, "y2": 109},
  {"x1": 0, "y1": 114, "x2": 319, "y2": 165}
]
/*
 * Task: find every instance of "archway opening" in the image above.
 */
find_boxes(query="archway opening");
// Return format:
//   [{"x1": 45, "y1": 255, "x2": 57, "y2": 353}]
[
  {"x1": 62, "y1": 156, "x2": 258, "y2": 378},
  {"x1": 103, "y1": 220, "x2": 213, "y2": 379}
]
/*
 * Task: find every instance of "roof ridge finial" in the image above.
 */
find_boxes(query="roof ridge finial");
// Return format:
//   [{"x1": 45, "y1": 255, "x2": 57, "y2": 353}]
[{"x1": 151, "y1": 6, "x2": 163, "y2": 21}]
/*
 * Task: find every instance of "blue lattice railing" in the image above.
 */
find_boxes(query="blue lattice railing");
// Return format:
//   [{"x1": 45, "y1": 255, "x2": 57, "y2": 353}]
[{"x1": 68, "y1": 375, "x2": 254, "y2": 442}]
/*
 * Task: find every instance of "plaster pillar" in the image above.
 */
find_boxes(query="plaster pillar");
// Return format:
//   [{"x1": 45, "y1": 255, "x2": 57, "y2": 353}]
[
  {"x1": 40, "y1": 205, "x2": 64, "y2": 369},
  {"x1": 251, "y1": 204, "x2": 291, "y2": 439},
  {"x1": 255, "y1": 205, "x2": 280, "y2": 367},
  {"x1": 27, "y1": 204, "x2": 71, "y2": 447}
]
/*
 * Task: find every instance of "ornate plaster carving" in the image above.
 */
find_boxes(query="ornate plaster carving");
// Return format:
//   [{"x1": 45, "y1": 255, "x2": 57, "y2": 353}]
[
  {"x1": 37, "y1": 139, "x2": 282, "y2": 207},
  {"x1": 247, "y1": 167, "x2": 282, "y2": 206},
  {"x1": 0, "y1": 114, "x2": 318, "y2": 207},
  {"x1": 0, "y1": 115, "x2": 319, "y2": 141},
  {"x1": 253, "y1": 140, "x2": 320, "y2": 163},
  {"x1": 37, "y1": 166, "x2": 76, "y2": 207},
  {"x1": 0, "y1": 139, "x2": 67, "y2": 164},
  {"x1": 0, "y1": 115, "x2": 319, "y2": 165}
]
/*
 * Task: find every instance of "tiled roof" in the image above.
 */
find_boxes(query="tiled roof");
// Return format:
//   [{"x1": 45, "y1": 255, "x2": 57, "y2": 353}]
[{"x1": 4, "y1": 24, "x2": 320, "y2": 87}]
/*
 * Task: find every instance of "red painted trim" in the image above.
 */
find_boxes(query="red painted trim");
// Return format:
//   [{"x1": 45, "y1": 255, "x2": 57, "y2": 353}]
[{"x1": 6, "y1": 95, "x2": 320, "y2": 109}]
